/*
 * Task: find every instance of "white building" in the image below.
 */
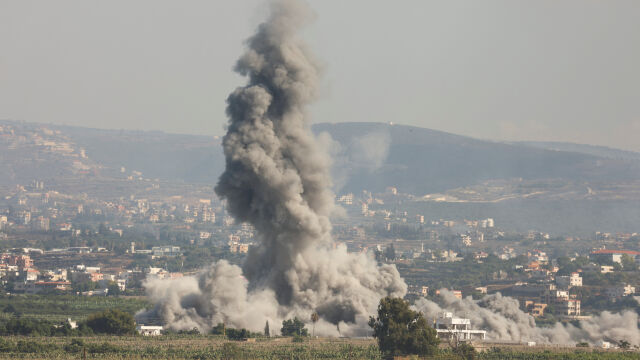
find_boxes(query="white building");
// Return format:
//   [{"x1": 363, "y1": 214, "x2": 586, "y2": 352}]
[
  {"x1": 480, "y1": 218, "x2": 494, "y2": 228},
  {"x1": 556, "y1": 272, "x2": 582, "y2": 288},
  {"x1": 600, "y1": 265, "x2": 615, "y2": 274},
  {"x1": 137, "y1": 325, "x2": 163, "y2": 336},
  {"x1": 606, "y1": 284, "x2": 636, "y2": 300},
  {"x1": 337, "y1": 193, "x2": 353, "y2": 205},
  {"x1": 433, "y1": 312, "x2": 486, "y2": 341},
  {"x1": 151, "y1": 246, "x2": 181, "y2": 257}
]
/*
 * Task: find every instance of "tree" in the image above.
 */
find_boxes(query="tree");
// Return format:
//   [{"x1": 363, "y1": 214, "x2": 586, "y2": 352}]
[
  {"x1": 107, "y1": 282, "x2": 121, "y2": 296},
  {"x1": 85, "y1": 309, "x2": 136, "y2": 335},
  {"x1": 72, "y1": 281, "x2": 96, "y2": 293},
  {"x1": 281, "y1": 317, "x2": 308, "y2": 336},
  {"x1": 98, "y1": 223, "x2": 110, "y2": 235},
  {"x1": 226, "y1": 328, "x2": 251, "y2": 340},
  {"x1": 384, "y1": 244, "x2": 396, "y2": 261},
  {"x1": 311, "y1": 312, "x2": 319, "y2": 337},
  {"x1": 264, "y1": 321, "x2": 270, "y2": 337},
  {"x1": 211, "y1": 323, "x2": 225, "y2": 335},
  {"x1": 453, "y1": 342, "x2": 477, "y2": 360},
  {"x1": 621, "y1": 254, "x2": 637, "y2": 271},
  {"x1": 368, "y1": 297, "x2": 439, "y2": 357}
]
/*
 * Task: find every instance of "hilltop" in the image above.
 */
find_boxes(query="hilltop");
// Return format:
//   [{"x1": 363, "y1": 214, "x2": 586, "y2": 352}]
[{"x1": 2, "y1": 120, "x2": 640, "y2": 200}]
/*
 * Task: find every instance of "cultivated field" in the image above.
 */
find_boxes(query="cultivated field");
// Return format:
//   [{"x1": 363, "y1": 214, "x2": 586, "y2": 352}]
[{"x1": 0, "y1": 335, "x2": 639, "y2": 359}]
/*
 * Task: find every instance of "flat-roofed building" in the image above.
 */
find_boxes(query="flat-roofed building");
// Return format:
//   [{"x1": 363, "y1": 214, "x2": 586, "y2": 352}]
[{"x1": 433, "y1": 312, "x2": 486, "y2": 341}]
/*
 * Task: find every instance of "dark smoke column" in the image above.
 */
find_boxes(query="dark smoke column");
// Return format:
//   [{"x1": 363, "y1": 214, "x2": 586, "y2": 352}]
[
  {"x1": 141, "y1": 0, "x2": 406, "y2": 335},
  {"x1": 216, "y1": 0, "x2": 406, "y2": 324},
  {"x1": 216, "y1": 0, "x2": 334, "y2": 306}
]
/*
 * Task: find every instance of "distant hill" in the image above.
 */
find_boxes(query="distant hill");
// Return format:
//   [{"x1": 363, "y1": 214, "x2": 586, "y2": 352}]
[
  {"x1": 2, "y1": 120, "x2": 640, "y2": 197},
  {"x1": 312, "y1": 122, "x2": 640, "y2": 195},
  {"x1": 515, "y1": 141, "x2": 640, "y2": 161},
  {"x1": 49, "y1": 125, "x2": 225, "y2": 184}
]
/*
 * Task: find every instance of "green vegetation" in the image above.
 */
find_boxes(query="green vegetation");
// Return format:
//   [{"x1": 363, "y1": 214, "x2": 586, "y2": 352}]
[
  {"x1": 368, "y1": 296, "x2": 439, "y2": 357},
  {"x1": 208, "y1": 322, "x2": 262, "y2": 340},
  {"x1": 0, "y1": 317, "x2": 92, "y2": 336},
  {"x1": 478, "y1": 348, "x2": 640, "y2": 359},
  {"x1": 453, "y1": 342, "x2": 477, "y2": 360},
  {"x1": 0, "y1": 335, "x2": 635, "y2": 359},
  {"x1": 401, "y1": 255, "x2": 528, "y2": 290},
  {"x1": 0, "y1": 294, "x2": 147, "y2": 322},
  {"x1": 85, "y1": 309, "x2": 136, "y2": 335},
  {"x1": 0, "y1": 309, "x2": 136, "y2": 337},
  {"x1": 281, "y1": 317, "x2": 309, "y2": 337},
  {"x1": 0, "y1": 336, "x2": 385, "y2": 359}
]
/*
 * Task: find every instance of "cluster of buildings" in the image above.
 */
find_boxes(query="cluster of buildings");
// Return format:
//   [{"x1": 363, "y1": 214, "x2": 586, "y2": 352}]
[
  {"x1": 0, "y1": 248, "x2": 183, "y2": 296},
  {"x1": 498, "y1": 248, "x2": 640, "y2": 318},
  {"x1": 405, "y1": 243, "x2": 640, "y2": 321},
  {"x1": 0, "y1": 252, "x2": 72, "y2": 293}
]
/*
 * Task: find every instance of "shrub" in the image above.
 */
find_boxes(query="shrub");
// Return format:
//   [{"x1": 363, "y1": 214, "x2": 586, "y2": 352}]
[
  {"x1": 292, "y1": 334, "x2": 306, "y2": 343},
  {"x1": 368, "y1": 297, "x2": 439, "y2": 357},
  {"x1": 281, "y1": 317, "x2": 308, "y2": 336},
  {"x1": 454, "y1": 342, "x2": 477, "y2": 360},
  {"x1": 226, "y1": 328, "x2": 249, "y2": 340},
  {"x1": 2, "y1": 318, "x2": 53, "y2": 336},
  {"x1": 221, "y1": 342, "x2": 242, "y2": 359},
  {"x1": 63, "y1": 338, "x2": 86, "y2": 353},
  {"x1": 15, "y1": 340, "x2": 54, "y2": 353},
  {"x1": 84, "y1": 309, "x2": 136, "y2": 335},
  {"x1": 0, "y1": 338, "x2": 13, "y2": 352}
]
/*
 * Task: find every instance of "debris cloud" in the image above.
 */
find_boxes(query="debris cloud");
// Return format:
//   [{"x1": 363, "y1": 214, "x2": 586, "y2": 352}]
[
  {"x1": 140, "y1": 0, "x2": 406, "y2": 336},
  {"x1": 416, "y1": 290, "x2": 640, "y2": 346}
]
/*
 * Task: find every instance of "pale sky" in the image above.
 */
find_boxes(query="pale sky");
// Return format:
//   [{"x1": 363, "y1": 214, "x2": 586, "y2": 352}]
[{"x1": 1, "y1": 1, "x2": 639, "y2": 151}]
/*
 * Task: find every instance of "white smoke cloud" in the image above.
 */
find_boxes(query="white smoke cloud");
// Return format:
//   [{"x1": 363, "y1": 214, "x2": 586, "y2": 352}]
[
  {"x1": 415, "y1": 290, "x2": 640, "y2": 346},
  {"x1": 350, "y1": 131, "x2": 391, "y2": 171},
  {"x1": 325, "y1": 129, "x2": 391, "y2": 193},
  {"x1": 139, "y1": 0, "x2": 406, "y2": 336}
]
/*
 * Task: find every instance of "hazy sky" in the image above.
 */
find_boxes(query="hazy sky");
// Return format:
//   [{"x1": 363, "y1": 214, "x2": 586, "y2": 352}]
[{"x1": 1, "y1": 1, "x2": 639, "y2": 151}]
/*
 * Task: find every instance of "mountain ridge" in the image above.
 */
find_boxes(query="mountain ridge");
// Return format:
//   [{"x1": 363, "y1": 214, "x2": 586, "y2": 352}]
[{"x1": 2, "y1": 120, "x2": 639, "y2": 197}]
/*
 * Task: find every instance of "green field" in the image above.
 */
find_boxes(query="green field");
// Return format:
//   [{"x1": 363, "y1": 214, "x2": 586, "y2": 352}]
[
  {"x1": 0, "y1": 295, "x2": 639, "y2": 359},
  {"x1": 0, "y1": 336, "x2": 638, "y2": 359},
  {"x1": 0, "y1": 294, "x2": 148, "y2": 322}
]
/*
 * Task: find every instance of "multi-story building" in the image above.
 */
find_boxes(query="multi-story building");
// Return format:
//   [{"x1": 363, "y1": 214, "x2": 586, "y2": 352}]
[
  {"x1": 524, "y1": 301, "x2": 548, "y2": 317},
  {"x1": 433, "y1": 312, "x2": 486, "y2": 341},
  {"x1": 10, "y1": 255, "x2": 33, "y2": 269},
  {"x1": 33, "y1": 216, "x2": 50, "y2": 231},
  {"x1": 556, "y1": 299, "x2": 581, "y2": 316},
  {"x1": 229, "y1": 243, "x2": 250, "y2": 254},
  {"x1": 337, "y1": 193, "x2": 353, "y2": 205},
  {"x1": 606, "y1": 285, "x2": 636, "y2": 300},
  {"x1": 556, "y1": 272, "x2": 582, "y2": 289}
]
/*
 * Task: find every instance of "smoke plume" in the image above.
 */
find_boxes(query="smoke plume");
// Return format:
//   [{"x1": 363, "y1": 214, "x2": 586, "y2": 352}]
[
  {"x1": 327, "y1": 130, "x2": 391, "y2": 192},
  {"x1": 140, "y1": 0, "x2": 406, "y2": 336},
  {"x1": 416, "y1": 290, "x2": 640, "y2": 346}
]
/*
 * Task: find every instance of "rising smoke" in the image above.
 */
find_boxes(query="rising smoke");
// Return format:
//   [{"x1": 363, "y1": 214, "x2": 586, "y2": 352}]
[
  {"x1": 416, "y1": 290, "x2": 640, "y2": 346},
  {"x1": 140, "y1": 0, "x2": 406, "y2": 336},
  {"x1": 138, "y1": 0, "x2": 638, "y2": 344},
  {"x1": 327, "y1": 130, "x2": 391, "y2": 192}
]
